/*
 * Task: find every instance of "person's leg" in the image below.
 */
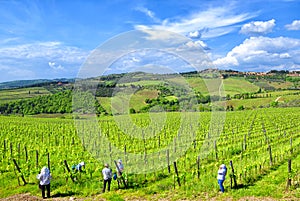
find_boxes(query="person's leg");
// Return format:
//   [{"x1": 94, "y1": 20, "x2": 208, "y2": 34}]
[
  {"x1": 102, "y1": 179, "x2": 107, "y2": 193},
  {"x1": 218, "y1": 179, "x2": 225, "y2": 193},
  {"x1": 107, "y1": 178, "x2": 112, "y2": 191},
  {"x1": 46, "y1": 184, "x2": 50, "y2": 198},
  {"x1": 41, "y1": 185, "x2": 46, "y2": 198},
  {"x1": 117, "y1": 179, "x2": 120, "y2": 188}
]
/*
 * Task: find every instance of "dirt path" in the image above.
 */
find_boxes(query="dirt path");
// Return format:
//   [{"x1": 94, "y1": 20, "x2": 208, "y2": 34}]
[
  {"x1": 0, "y1": 194, "x2": 295, "y2": 201},
  {"x1": 275, "y1": 96, "x2": 281, "y2": 102}
]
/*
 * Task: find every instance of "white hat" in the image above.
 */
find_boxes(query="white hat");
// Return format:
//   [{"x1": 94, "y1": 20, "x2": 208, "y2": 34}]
[{"x1": 80, "y1": 162, "x2": 85, "y2": 166}]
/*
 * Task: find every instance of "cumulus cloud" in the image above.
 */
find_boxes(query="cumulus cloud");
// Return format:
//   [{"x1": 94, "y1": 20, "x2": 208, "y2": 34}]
[
  {"x1": 184, "y1": 40, "x2": 210, "y2": 50},
  {"x1": 285, "y1": 20, "x2": 300, "y2": 30},
  {"x1": 240, "y1": 19, "x2": 275, "y2": 35},
  {"x1": 48, "y1": 61, "x2": 64, "y2": 70},
  {"x1": 188, "y1": 30, "x2": 201, "y2": 39},
  {"x1": 213, "y1": 36, "x2": 300, "y2": 71}
]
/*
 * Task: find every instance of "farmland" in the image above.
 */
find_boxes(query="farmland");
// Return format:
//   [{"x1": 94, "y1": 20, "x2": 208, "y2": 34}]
[
  {"x1": 0, "y1": 107, "x2": 300, "y2": 200},
  {"x1": 0, "y1": 87, "x2": 51, "y2": 103},
  {"x1": 0, "y1": 71, "x2": 300, "y2": 200}
]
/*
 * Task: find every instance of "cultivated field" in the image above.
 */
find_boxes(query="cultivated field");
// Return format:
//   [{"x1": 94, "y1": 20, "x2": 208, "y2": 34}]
[{"x1": 0, "y1": 107, "x2": 299, "y2": 200}]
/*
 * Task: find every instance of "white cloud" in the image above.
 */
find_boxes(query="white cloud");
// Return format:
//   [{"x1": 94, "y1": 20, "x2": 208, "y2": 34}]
[
  {"x1": 135, "y1": 7, "x2": 161, "y2": 23},
  {"x1": 0, "y1": 41, "x2": 88, "y2": 62},
  {"x1": 188, "y1": 30, "x2": 201, "y2": 39},
  {"x1": 0, "y1": 37, "x2": 20, "y2": 44},
  {"x1": 240, "y1": 19, "x2": 275, "y2": 35},
  {"x1": 48, "y1": 61, "x2": 64, "y2": 70},
  {"x1": 279, "y1": 53, "x2": 291, "y2": 59},
  {"x1": 0, "y1": 41, "x2": 89, "y2": 82},
  {"x1": 184, "y1": 40, "x2": 209, "y2": 50},
  {"x1": 213, "y1": 36, "x2": 300, "y2": 71},
  {"x1": 285, "y1": 20, "x2": 300, "y2": 30},
  {"x1": 135, "y1": 6, "x2": 255, "y2": 39},
  {"x1": 213, "y1": 55, "x2": 238, "y2": 66}
]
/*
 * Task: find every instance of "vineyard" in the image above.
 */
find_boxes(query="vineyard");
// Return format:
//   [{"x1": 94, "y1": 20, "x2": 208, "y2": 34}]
[{"x1": 0, "y1": 107, "x2": 300, "y2": 200}]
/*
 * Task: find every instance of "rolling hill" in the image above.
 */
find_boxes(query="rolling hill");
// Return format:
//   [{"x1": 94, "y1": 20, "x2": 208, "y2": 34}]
[{"x1": 0, "y1": 70, "x2": 299, "y2": 116}]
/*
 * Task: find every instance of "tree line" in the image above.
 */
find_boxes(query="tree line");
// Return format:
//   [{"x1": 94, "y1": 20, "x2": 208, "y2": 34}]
[{"x1": 0, "y1": 90, "x2": 107, "y2": 115}]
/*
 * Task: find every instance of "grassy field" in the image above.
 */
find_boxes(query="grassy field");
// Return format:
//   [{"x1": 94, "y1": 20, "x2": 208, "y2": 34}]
[
  {"x1": 97, "y1": 97, "x2": 113, "y2": 114},
  {"x1": 0, "y1": 87, "x2": 51, "y2": 103},
  {"x1": 117, "y1": 80, "x2": 165, "y2": 87},
  {"x1": 221, "y1": 91, "x2": 300, "y2": 109},
  {"x1": 267, "y1": 80, "x2": 294, "y2": 89},
  {"x1": 185, "y1": 77, "x2": 259, "y2": 96},
  {"x1": 129, "y1": 89, "x2": 159, "y2": 111},
  {"x1": 222, "y1": 78, "x2": 259, "y2": 95},
  {"x1": 251, "y1": 79, "x2": 295, "y2": 90},
  {"x1": 97, "y1": 89, "x2": 159, "y2": 114}
]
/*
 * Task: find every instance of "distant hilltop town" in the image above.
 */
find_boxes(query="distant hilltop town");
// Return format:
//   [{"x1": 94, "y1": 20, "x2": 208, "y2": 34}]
[
  {"x1": 197, "y1": 69, "x2": 300, "y2": 79},
  {"x1": 223, "y1": 69, "x2": 299, "y2": 77}
]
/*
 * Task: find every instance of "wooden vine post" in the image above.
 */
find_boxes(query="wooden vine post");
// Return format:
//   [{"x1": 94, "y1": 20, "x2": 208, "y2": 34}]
[
  {"x1": 63, "y1": 160, "x2": 75, "y2": 182},
  {"x1": 197, "y1": 156, "x2": 200, "y2": 179},
  {"x1": 36, "y1": 150, "x2": 39, "y2": 168},
  {"x1": 290, "y1": 137, "x2": 293, "y2": 154},
  {"x1": 167, "y1": 149, "x2": 170, "y2": 173},
  {"x1": 229, "y1": 160, "x2": 237, "y2": 189},
  {"x1": 268, "y1": 144, "x2": 273, "y2": 166},
  {"x1": 286, "y1": 159, "x2": 292, "y2": 190},
  {"x1": 24, "y1": 146, "x2": 28, "y2": 162},
  {"x1": 173, "y1": 161, "x2": 181, "y2": 187},
  {"x1": 10, "y1": 142, "x2": 13, "y2": 157},
  {"x1": 13, "y1": 159, "x2": 27, "y2": 185},
  {"x1": 114, "y1": 160, "x2": 127, "y2": 189},
  {"x1": 47, "y1": 152, "x2": 51, "y2": 172}
]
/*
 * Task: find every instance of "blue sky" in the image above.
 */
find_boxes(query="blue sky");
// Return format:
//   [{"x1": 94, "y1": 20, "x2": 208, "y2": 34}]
[{"x1": 0, "y1": 0, "x2": 300, "y2": 82}]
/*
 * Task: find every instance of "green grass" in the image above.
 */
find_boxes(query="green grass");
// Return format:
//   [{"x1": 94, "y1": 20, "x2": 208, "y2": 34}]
[
  {"x1": 97, "y1": 89, "x2": 159, "y2": 114},
  {"x1": 129, "y1": 89, "x2": 159, "y2": 111},
  {"x1": 117, "y1": 80, "x2": 165, "y2": 87},
  {"x1": 223, "y1": 78, "x2": 259, "y2": 95},
  {"x1": 230, "y1": 154, "x2": 300, "y2": 200},
  {"x1": 251, "y1": 79, "x2": 295, "y2": 90},
  {"x1": 267, "y1": 80, "x2": 294, "y2": 89},
  {"x1": 165, "y1": 96, "x2": 178, "y2": 101},
  {"x1": 97, "y1": 97, "x2": 113, "y2": 114},
  {"x1": 221, "y1": 93, "x2": 300, "y2": 109},
  {"x1": 186, "y1": 77, "x2": 259, "y2": 96},
  {"x1": 223, "y1": 97, "x2": 275, "y2": 109},
  {"x1": 267, "y1": 90, "x2": 300, "y2": 97},
  {"x1": 0, "y1": 87, "x2": 51, "y2": 103}
]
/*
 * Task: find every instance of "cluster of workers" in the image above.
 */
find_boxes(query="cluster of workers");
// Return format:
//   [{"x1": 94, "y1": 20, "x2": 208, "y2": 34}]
[
  {"x1": 36, "y1": 159, "x2": 124, "y2": 199},
  {"x1": 36, "y1": 161, "x2": 227, "y2": 199}
]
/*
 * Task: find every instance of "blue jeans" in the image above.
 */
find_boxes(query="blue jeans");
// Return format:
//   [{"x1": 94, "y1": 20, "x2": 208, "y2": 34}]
[{"x1": 218, "y1": 179, "x2": 225, "y2": 192}]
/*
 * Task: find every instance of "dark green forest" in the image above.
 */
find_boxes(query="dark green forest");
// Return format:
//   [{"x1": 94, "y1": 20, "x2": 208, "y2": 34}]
[{"x1": 0, "y1": 90, "x2": 106, "y2": 115}]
